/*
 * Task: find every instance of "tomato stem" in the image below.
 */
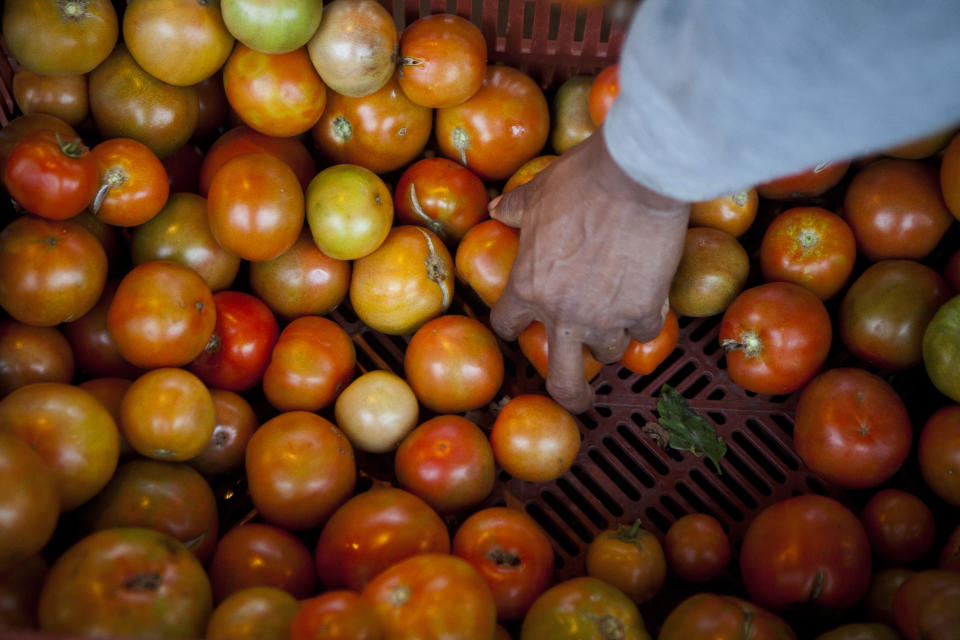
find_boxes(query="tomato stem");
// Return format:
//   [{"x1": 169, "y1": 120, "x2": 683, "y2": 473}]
[
  {"x1": 399, "y1": 56, "x2": 424, "y2": 67},
  {"x1": 55, "y1": 133, "x2": 88, "y2": 158},
  {"x1": 721, "y1": 331, "x2": 763, "y2": 358},
  {"x1": 407, "y1": 183, "x2": 447, "y2": 238},
  {"x1": 733, "y1": 191, "x2": 749, "y2": 206},
  {"x1": 451, "y1": 127, "x2": 470, "y2": 166}
]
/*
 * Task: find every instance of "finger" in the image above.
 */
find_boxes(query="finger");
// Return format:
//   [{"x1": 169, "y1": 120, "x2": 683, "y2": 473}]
[
  {"x1": 628, "y1": 299, "x2": 670, "y2": 344},
  {"x1": 488, "y1": 185, "x2": 529, "y2": 228},
  {"x1": 490, "y1": 290, "x2": 536, "y2": 341},
  {"x1": 584, "y1": 327, "x2": 631, "y2": 364},
  {"x1": 545, "y1": 324, "x2": 594, "y2": 415}
]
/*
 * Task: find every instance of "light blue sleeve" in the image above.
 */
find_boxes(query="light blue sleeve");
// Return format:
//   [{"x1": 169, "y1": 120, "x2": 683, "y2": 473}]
[{"x1": 604, "y1": 0, "x2": 960, "y2": 202}]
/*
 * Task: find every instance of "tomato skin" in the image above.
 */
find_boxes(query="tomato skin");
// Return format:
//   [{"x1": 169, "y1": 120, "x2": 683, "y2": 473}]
[
  {"x1": 455, "y1": 219, "x2": 520, "y2": 307},
  {"x1": 588, "y1": 64, "x2": 619, "y2": 126},
  {"x1": 188, "y1": 291, "x2": 279, "y2": 392},
  {"x1": 4, "y1": 129, "x2": 98, "y2": 220},
  {"x1": 503, "y1": 155, "x2": 558, "y2": 194},
  {"x1": 756, "y1": 160, "x2": 849, "y2": 200},
  {"x1": 334, "y1": 370, "x2": 419, "y2": 454},
  {"x1": 689, "y1": 189, "x2": 758, "y2": 238},
  {"x1": 395, "y1": 157, "x2": 490, "y2": 243},
  {"x1": 793, "y1": 368, "x2": 912, "y2": 490},
  {"x1": 892, "y1": 569, "x2": 960, "y2": 640},
  {"x1": 941, "y1": 131, "x2": 960, "y2": 219},
  {"x1": 199, "y1": 125, "x2": 316, "y2": 197},
  {"x1": 939, "y1": 524, "x2": 960, "y2": 571},
  {"x1": 739, "y1": 494, "x2": 872, "y2": 611},
  {"x1": 12, "y1": 69, "x2": 89, "y2": 128},
  {"x1": 551, "y1": 75, "x2": 596, "y2": 155},
  {"x1": 658, "y1": 593, "x2": 796, "y2": 640},
  {"x1": 719, "y1": 282, "x2": 832, "y2": 396},
  {"x1": 452, "y1": 507, "x2": 555, "y2": 622},
  {"x1": 620, "y1": 309, "x2": 679, "y2": 376},
  {"x1": 290, "y1": 590, "x2": 383, "y2": 640},
  {"x1": 918, "y1": 405, "x2": 960, "y2": 506},
  {"x1": 814, "y1": 623, "x2": 901, "y2": 640},
  {"x1": 0, "y1": 433, "x2": 59, "y2": 572},
  {"x1": 860, "y1": 489, "x2": 936, "y2": 566},
  {"x1": 669, "y1": 226, "x2": 750, "y2": 318},
  {"x1": 188, "y1": 389, "x2": 259, "y2": 477},
  {"x1": 922, "y1": 296, "x2": 960, "y2": 403},
  {"x1": 0, "y1": 114, "x2": 78, "y2": 180},
  {"x1": 663, "y1": 513, "x2": 731, "y2": 583},
  {"x1": 90, "y1": 137, "x2": 169, "y2": 227},
  {"x1": 490, "y1": 394, "x2": 581, "y2": 483},
  {"x1": 585, "y1": 520, "x2": 666, "y2": 604},
  {"x1": 205, "y1": 586, "x2": 300, "y2": 640},
  {"x1": 221, "y1": 0, "x2": 324, "y2": 55},
  {"x1": 0, "y1": 321, "x2": 75, "y2": 398},
  {"x1": 0, "y1": 554, "x2": 48, "y2": 629},
  {"x1": 864, "y1": 567, "x2": 914, "y2": 627},
  {"x1": 315, "y1": 487, "x2": 450, "y2": 592},
  {"x1": 520, "y1": 576, "x2": 651, "y2": 640},
  {"x1": 519, "y1": 320, "x2": 603, "y2": 382}
]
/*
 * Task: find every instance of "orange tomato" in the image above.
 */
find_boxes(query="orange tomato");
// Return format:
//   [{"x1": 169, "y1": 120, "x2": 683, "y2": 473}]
[{"x1": 620, "y1": 309, "x2": 679, "y2": 376}]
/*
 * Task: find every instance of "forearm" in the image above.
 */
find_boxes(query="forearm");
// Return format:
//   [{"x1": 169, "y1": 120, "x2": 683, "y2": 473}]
[{"x1": 605, "y1": 0, "x2": 960, "y2": 201}]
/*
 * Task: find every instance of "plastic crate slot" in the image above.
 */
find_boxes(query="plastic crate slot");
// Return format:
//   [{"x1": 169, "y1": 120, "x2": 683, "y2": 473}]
[
  {"x1": 688, "y1": 315, "x2": 721, "y2": 344},
  {"x1": 662, "y1": 360, "x2": 698, "y2": 391},
  {"x1": 555, "y1": 477, "x2": 609, "y2": 531},
  {"x1": 526, "y1": 502, "x2": 579, "y2": 556},
  {"x1": 622, "y1": 417, "x2": 670, "y2": 477},
  {"x1": 744, "y1": 418, "x2": 801, "y2": 471},
  {"x1": 768, "y1": 392, "x2": 793, "y2": 404},
  {"x1": 644, "y1": 506, "x2": 671, "y2": 535},
  {"x1": 540, "y1": 488, "x2": 593, "y2": 543},
  {"x1": 616, "y1": 367, "x2": 632, "y2": 380},
  {"x1": 660, "y1": 493, "x2": 687, "y2": 520},
  {"x1": 708, "y1": 387, "x2": 726, "y2": 401},
  {"x1": 498, "y1": 469, "x2": 512, "y2": 482},
  {"x1": 769, "y1": 413, "x2": 795, "y2": 437},
  {"x1": 602, "y1": 435, "x2": 657, "y2": 490},
  {"x1": 352, "y1": 335, "x2": 401, "y2": 375},
  {"x1": 673, "y1": 480, "x2": 722, "y2": 523},
  {"x1": 570, "y1": 464, "x2": 624, "y2": 517},
  {"x1": 682, "y1": 374, "x2": 712, "y2": 399},
  {"x1": 353, "y1": 339, "x2": 384, "y2": 375},
  {"x1": 721, "y1": 447, "x2": 772, "y2": 497},
  {"x1": 730, "y1": 431, "x2": 787, "y2": 484},
  {"x1": 595, "y1": 382, "x2": 612, "y2": 396},
  {"x1": 690, "y1": 469, "x2": 746, "y2": 522},
  {"x1": 587, "y1": 447, "x2": 640, "y2": 500},
  {"x1": 595, "y1": 406, "x2": 612, "y2": 418},
  {"x1": 805, "y1": 475, "x2": 829, "y2": 495},
  {"x1": 708, "y1": 411, "x2": 727, "y2": 425},
  {"x1": 579, "y1": 412, "x2": 599, "y2": 431}
]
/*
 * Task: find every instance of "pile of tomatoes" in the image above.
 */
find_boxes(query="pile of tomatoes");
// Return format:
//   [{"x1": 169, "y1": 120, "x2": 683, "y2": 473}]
[{"x1": 1, "y1": 0, "x2": 960, "y2": 638}]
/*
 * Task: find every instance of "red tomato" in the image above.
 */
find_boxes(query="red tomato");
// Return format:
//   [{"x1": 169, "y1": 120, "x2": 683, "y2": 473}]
[
  {"x1": 262, "y1": 315, "x2": 356, "y2": 412},
  {"x1": 663, "y1": 513, "x2": 731, "y2": 583},
  {"x1": 489, "y1": 394, "x2": 581, "y2": 483},
  {"x1": 756, "y1": 160, "x2": 850, "y2": 200},
  {"x1": 719, "y1": 282, "x2": 832, "y2": 395},
  {"x1": 860, "y1": 489, "x2": 936, "y2": 566},
  {"x1": 0, "y1": 433, "x2": 59, "y2": 572},
  {"x1": 585, "y1": 520, "x2": 667, "y2": 604},
  {"x1": 188, "y1": 291, "x2": 279, "y2": 392},
  {"x1": 518, "y1": 319, "x2": 603, "y2": 382},
  {"x1": 658, "y1": 593, "x2": 796, "y2": 640},
  {"x1": 0, "y1": 113, "x2": 78, "y2": 180},
  {"x1": 205, "y1": 586, "x2": 300, "y2": 640},
  {"x1": 394, "y1": 415, "x2": 495, "y2": 515},
  {"x1": 188, "y1": 389, "x2": 259, "y2": 477},
  {"x1": 520, "y1": 576, "x2": 649, "y2": 640},
  {"x1": 361, "y1": 553, "x2": 497, "y2": 640},
  {"x1": 739, "y1": 494, "x2": 872, "y2": 610},
  {"x1": 759, "y1": 206, "x2": 857, "y2": 300},
  {"x1": 199, "y1": 125, "x2": 315, "y2": 196},
  {"x1": 892, "y1": 569, "x2": 960, "y2": 640},
  {"x1": 395, "y1": 157, "x2": 490, "y2": 243},
  {"x1": 620, "y1": 309, "x2": 680, "y2": 376},
  {"x1": 939, "y1": 524, "x2": 960, "y2": 571},
  {"x1": 455, "y1": 219, "x2": 519, "y2": 307},
  {"x1": 90, "y1": 137, "x2": 169, "y2": 226},
  {"x1": 588, "y1": 64, "x2": 619, "y2": 126},
  {"x1": 918, "y1": 405, "x2": 960, "y2": 506},
  {"x1": 793, "y1": 368, "x2": 912, "y2": 490},
  {"x1": 314, "y1": 487, "x2": 450, "y2": 592},
  {"x1": 290, "y1": 591, "x2": 383, "y2": 640},
  {"x1": 4, "y1": 129, "x2": 98, "y2": 220},
  {"x1": 0, "y1": 321, "x2": 75, "y2": 398}
]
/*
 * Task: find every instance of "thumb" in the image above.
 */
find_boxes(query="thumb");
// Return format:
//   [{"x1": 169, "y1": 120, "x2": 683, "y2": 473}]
[{"x1": 489, "y1": 186, "x2": 530, "y2": 228}]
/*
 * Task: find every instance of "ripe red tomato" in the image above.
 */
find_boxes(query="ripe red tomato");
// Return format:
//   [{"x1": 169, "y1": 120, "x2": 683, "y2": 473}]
[
  {"x1": 315, "y1": 487, "x2": 450, "y2": 592},
  {"x1": 620, "y1": 309, "x2": 679, "y2": 376},
  {"x1": 585, "y1": 520, "x2": 667, "y2": 604},
  {"x1": 0, "y1": 114, "x2": 78, "y2": 180},
  {"x1": 489, "y1": 394, "x2": 581, "y2": 483},
  {"x1": 403, "y1": 314, "x2": 504, "y2": 413},
  {"x1": 663, "y1": 513, "x2": 731, "y2": 583},
  {"x1": 199, "y1": 125, "x2": 316, "y2": 197},
  {"x1": 759, "y1": 206, "x2": 856, "y2": 300},
  {"x1": 188, "y1": 389, "x2": 259, "y2": 477},
  {"x1": 262, "y1": 315, "x2": 356, "y2": 412},
  {"x1": 361, "y1": 553, "x2": 497, "y2": 640},
  {"x1": 0, "y1": 433, "x2": 59, "y2": 572},
  {"x1": 205, "y1": 586, "x2": 300, "y2": 640},
  {"x1": 395, "y1": 157, "x2": 490, "y2": 243},
  {"x1": 394, "y1": 415, "x2": 495, "y2": 515},
  {"x1": 3, "y1": 129, "x2": 97, "y2": 220},
  {"x1": 455, "y1": 219, "x2": 520, "y2": 307},
  {"x1": 519, "y1": 319, "x2": 603, "y2": 382},
  {"x1": 739, "y1": 494, "x2": 872, "y2": 610},
  {"x1": 756, "y1": 160, "x2": 850, "y2": 200},
  {"x1": 860, "y1": 489, "x2": 936, "y2": 566},
  {"x1": 0, "y1": 321, "x2": 74, "y2": 398},
  {"x1": 90, "y1": 137, "x2": 169, "y2": 227},
  {"x1": 245, "y1": 411, "x2": 356, "y2": 531},
  {"x1": 588, "y1": 64, "x2": 619, "y2": 126},
  {"x1": 290, "y1": 591, "x2": 383, "y2": 640},
  {"x1": 397, "y1": 13, "x2": 486, "y2": 108},
  {"x1": 917, "y1": 405, "x2": 960, "y2": 506},
  {"x1": 719, "y1": 282, "x2": 832, "y2": 395},
  {"x1": 658, "y1": 593, "x2": 796, "y2": 640},
  {"x1": 939, "y1": 524, "x2": 960, "y2": 571},
  {"x1": 436, "y1": 65, "x2": 550, "y2": 181},
  {"x1": 941, "y1": 131, "x2": 960, "y2": 219},
  {"x1": 520, "y1": 576, "x2": 649, "y2": 640},
  {"x1": 689, "y1": 189, "x2": 758, "y2": 238},
  {"x1": 793, "y1": 368, "x2": 912, "y2": 490},
  {"x1": 188, "y1": 291, "x2": 279, "y2": 392},
  {"x1": 892, "y1": 569, "x2": 960, "y2": 640}
]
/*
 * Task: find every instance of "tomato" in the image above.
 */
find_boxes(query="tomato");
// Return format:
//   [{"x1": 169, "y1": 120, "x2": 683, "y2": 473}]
[
  {"x1": 0, "y1": 113, "x2": 78, "y2": 180},
  {"x1": 917, "y1": 404, "x2": 960, "y2": 506},
  {"x1": 395, "y1": 157, "x2": 490, "y2": 243},
  {"x1": 520, "y1": 576, "x2": 650, "y2": 640},
  {"x1": 334, "y1": 370, "x2": 419, "y2": 454},
  {"x1": 77, "y1": 377, "x2": 134, "y2": 459},
  {"x1": 223, "y1": 44, "x2": 327, "y2": 137},
  {"x1": 551, "y1": 75, "x2": 597, "y2": 155},
  {"x1": 245, "y1": 411, "x2": 356, "y2": 531},
  {"x1": 208, "y1": 523, "x2": 316, "y2": 603},
  {"x1": 0, "y1": 554, "x2": 48, "y2": 629},
  {"x1": 79, "y1": 459, "x2": 219, "y2": 563},
  {"x1": 793, "y1": 368, "x2": 912, "y2": 490},
  {"x1": 588, "y1": 63, "x2": 619, "y2": 126},
  {"x1": 123, "y1": 0, "x2": 234, "y2": 86},
  {"x1": 0, "y1": 432, "x2": 59, "y2": 572},
  {"x1": 361, "y1": 553, "x2": 497, "y2": 640},
  {"x1": 350, "y1": 225, "x2": 455, "y2": 335},
  {"x1": 922, "y1": 296, "x2": 960, "y2": 402},
  {"x1": 188, "y1": 389, "x2": 258, "y2": 476},
  {"x1": 620, "y1": 309, "x2": 679, "y2": 376},
  {"x1": 892, "y1": 569, "x2": 960, "y2": 640},
  {"x1": 4, "y1": 129, "x2": 98, "y2": 220},
  {"x1": 585, "y1": 519, "x2": 666, "y2": 604},
  {"x1": 312, "y1": 71, "x2": 432, "y2": 174},
  {"x1": 404, "y1": 314, "x2": 504, "y2": 413},
  {"x1": 864, "y1": 567, "x2": 914, "y2": 627},
  {"x1": 290, "y1": 590, "x2": 383, "y2": 640},
  {"x1": 739, "y1": 494, "x2": 872, "y2": 610},
  {"x1": 305, "y1": 163, "x2": 393, "y2": 261},
  {"x1": 860, "y1": 489, "x2": 936, "y2": 566},
  {"x1": 759, "y1": 206, "x2": 856, "y2": 300},
  {"x1": 222, "y1": 0, "x2": 323, "y2": 54},
  {"x1": 756, "y1": 160, "x2": 849, "y2": 200},
  {"x1": 107, "y1": 260, "x2": 216, "y2": 368},
  {"x1": 436, "y1": 65, "x2": 550, "y2": 181},
  {"x1": 90, "y1": 137, "x2": 169, "y2": 227},
  {"x1": 663, "y1": 512, "x2": 731, "y2": 583},
  {"x1": 839, "y1": 260, "x2": 951, "y2": 370},
  {"x1": 843, "y1": 158, "x2": 953, "y2": 261},
  {"x1": 208, "y1": 152, "x2": 305, "y2": 261},
  {"x1": 885, "y1": 126, "x2": 956, "y2": 159},
  {"x1": 205, "y1": 586, "x2": 300, "y2": 640},
  {"x1": 314, "y1": 487, "x2": 450, "y2": 592},
  {"x1": 719, "y1": 282, "x2": 832, "y2": 396},
  {"x1": 658, "y1": 593, "x2": 796, "y2": 640},
  {"x1": 490, "y1": 394, "x2": 580, "y2": 483},
  {"x1": 12, "y1": 69, "x2": 89, "y2": 127},
  {"x1": 188, "y1": 291, "x2": 279, "y2": 392},
  {"x1": 0, "y1": 321, "x2": 74, "y2": 398},
  {"x1": 455, "y1": 219, "x2": 520, "y2": 307},
  {"x1": 130, "y1": 192, "x2": 242, "y2": 292},
  {"x1": 192, "y1": 71, "x2": 229, "y2": 142},
  {"x1": 940, "y1": 131, "x2": 960, "y2": 219},
  {"x1": 37, "y1": 527, "x2": 212, "y2": 638},
  {"x1": 669, "y1": 226, "x2": 750, "y2": 318},
  {"x1": 502, "y1": 155, "x2": 558, "y2": 194},
  {"x1": 397, "y1": 13, "x2": 486, "y2": 108},
  {"x1": 0, "y1": 382, "x2": 118, "y2": 512},
  {"x1": 939, "y1": 524, "x2": 960, "y2": 571},
  {"x1": 815, "y1": 623, "x2": 901, "y2": 640},
  {"x1": 689, "y1": 189, "x2": 759, "y2": 238},
  {"x1": 944, "y1": 247, "x2": 960, "y2": 293},
  {"x1": 306, "y1": 0, "x2": 397, "y2": 98},
  {"x1": 199, "y1": 125, "x2": 316, "y2": 197},
  {"x1": 452, "y1": 506, "x2": 554, "y2": 621},
  {"x1": 88, "y1": 44, "x2": 199, "y2": 160},
  {"x1": 394, "y1": 415, "x2": 495, "y2": 515},
  {"x1": 2, "y1": 0, "x2": 118, "y2": 75},
  {"x1": 519, "y1": 319, "x2": 603, "y2": 382}
]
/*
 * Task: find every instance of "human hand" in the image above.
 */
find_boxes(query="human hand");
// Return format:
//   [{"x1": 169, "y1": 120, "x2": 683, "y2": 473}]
[{"x1": 489, "y1": 128, "x2": 690, "y2": 413}]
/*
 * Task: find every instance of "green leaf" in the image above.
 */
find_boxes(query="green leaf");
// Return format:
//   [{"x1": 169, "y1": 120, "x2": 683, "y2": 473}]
[{"x1": 655, "y1": 384, "x2": 727, "y2": 473}]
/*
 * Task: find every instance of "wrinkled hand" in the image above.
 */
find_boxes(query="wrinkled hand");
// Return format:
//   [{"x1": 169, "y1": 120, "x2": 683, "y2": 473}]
[{"x1": 489, "y1": 128, "x2": 690, "y2": 413}]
